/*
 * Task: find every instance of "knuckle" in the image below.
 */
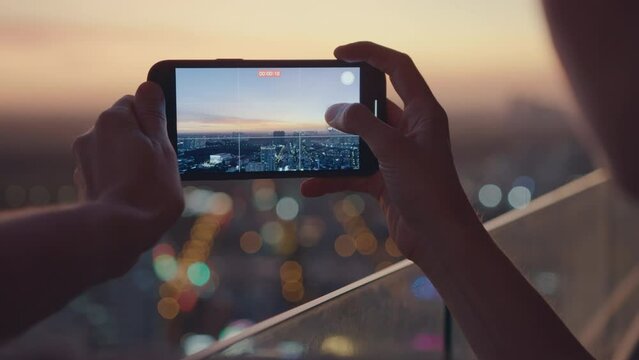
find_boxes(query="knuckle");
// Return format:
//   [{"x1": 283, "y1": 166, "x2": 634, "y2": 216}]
[
  {"x1": 96, "y1": 108, "x2": 132, "y2": 130},
  {"x1": 396, "y1": 52, "x2": 414, "y2": 66},
  {"x1": 72, "y1": 133, "x2": 91, "y2": 154}
]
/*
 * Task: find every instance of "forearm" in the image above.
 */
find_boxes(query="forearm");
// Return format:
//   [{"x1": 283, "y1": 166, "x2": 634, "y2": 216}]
[
  {"x1": 413, "y1": 212, "x2": 594, "y2": 360},
  {"x1": 0, "y1": 203, "x2": 152, "y2": 340}
]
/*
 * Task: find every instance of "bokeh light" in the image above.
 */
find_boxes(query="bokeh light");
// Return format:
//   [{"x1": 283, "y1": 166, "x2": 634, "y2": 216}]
[
  {"x1": 159, "y1": 282, "x2": 180, "y2": 299},
  {"x1": 508, "y1": 186, "x2": 532, "y2": 209},
  {"x1": 534, "y1": 271, "x2": 560, "y2": 295},
  {"x1": 321, "y1": 335, "x2": 355, "y2": 357},
  {"x1": 276, "y1": 196, "x2": 300, "y2": 221},
  {"x1": 282, "y1": 281, "x2": 304, "y2": 302},
  {"x1": 239, "y1": 231, "x2": 262, "y2": 254},
  {"x1": 153, "y1": 254, "x2": 178, "y2": 281},
  {"x1": 152, "y1": 243, "x2": 176, "y2": 259},
  {"x1": 182, "y1": 333, "x2": 215, "y2": 356},
  {"x1": 478, "y1": 184, "x2": 502, "y2": 208},
  {"x1": 178, "y1": 288, "x2": 199, "y2": 312},
  {"x1": 411, "y1": 276, "x2": 439, "y2": 300},
  {"x1": 219, "y1": 319, "x2": 254, "y2": 341},
  {"x1": 184, "y1": 187, "x2": 215, "y2": 216},
  {"x1": 355, "y1": 232, "x2": 378, "y2": 255},
  {"x1": 4, "y1": 185, "x2": 26, "y2": 208},
  {"x1": 384, "y1": 237, "x2": 403, "y2": 257},
  {"x1": 411, "y1": 333, "x2": 444, "y2": 352},
  {"x1": 334, "y1": 234, "x2": 356, "y2": 257},
  {"x1": 260, "y1": 221, "x2": 285, "y2": 246},
  {"x1": 298, "y1": 216, "x2": 325, "y2": 247},
  {"x1": 56, "y1": 185, "x2": 76, "y2": 203},
  {"x1": 341, "y1": 194, "x2": 365, "y2": 217},
  {"x1": 157, "y1": 297, "x2": 180, "y2": 319},
  {"x1": 280, "y1": 261, "x2": 302, "y2": 282},
  {"x1": 187, "y1": 262, "x2": 211, "y2": 286},
  {"x1": 513, "y1": 175, "x2": 536, "y2": 194},
  {"x1": 277, "y1": 341, "x2": 305, "y2": 359},
  {"x1": 252, "y1": 179, "x2": 278, "y2": 211},
  {"x1": 28, "y1": 185, "x2": 50, "y2": 205},
  {"x1": 209, "y1": 192, "x2": 233, "y2": 216}
]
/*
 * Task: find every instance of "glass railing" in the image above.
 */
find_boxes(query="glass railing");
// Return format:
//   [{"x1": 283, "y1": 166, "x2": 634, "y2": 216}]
[
  {"x1": 186, "y1": 169, "x2": 639, "y2": 360},
  {"x1": 186, "y1": 260, "x2": 445, "y2": 359}
]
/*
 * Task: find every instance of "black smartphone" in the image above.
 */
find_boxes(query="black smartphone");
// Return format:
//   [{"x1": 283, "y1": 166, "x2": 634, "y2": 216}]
[{"x1": 148, "y1": 59, "x2": 386, "y2": 180}]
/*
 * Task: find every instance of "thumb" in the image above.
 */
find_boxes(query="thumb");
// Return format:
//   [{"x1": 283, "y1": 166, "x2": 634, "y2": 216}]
[
  {"x1": 134, "y1": 81, "x2": 168, "y2": 141},
  {"x1": 326, "y1": 103, "x2": 400, "y2": 162}
]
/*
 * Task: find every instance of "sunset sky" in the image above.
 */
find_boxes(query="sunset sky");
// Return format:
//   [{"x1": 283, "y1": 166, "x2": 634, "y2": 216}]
[
  {"x1": 176, "y1": 67, "x2": 359, "y2": 133},
  {"x1": 0, "y1": 0, "x2": 577, "y2": 121}
]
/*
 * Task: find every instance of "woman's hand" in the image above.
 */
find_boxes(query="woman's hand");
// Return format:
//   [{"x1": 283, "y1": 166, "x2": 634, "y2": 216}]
[{"x1": 302, "y1": 41, "x2": 477, "y2": 262}]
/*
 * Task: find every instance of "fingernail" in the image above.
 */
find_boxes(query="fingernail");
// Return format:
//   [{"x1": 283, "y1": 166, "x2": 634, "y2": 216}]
[{"x1": 325, "y1": 104, "x2": 344, "y2": 123}]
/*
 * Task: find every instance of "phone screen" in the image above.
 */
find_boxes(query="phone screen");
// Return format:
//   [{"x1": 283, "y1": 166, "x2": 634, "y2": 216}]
[{"x1": 174, "y1": 67, "x2": 362, "y2": 175}]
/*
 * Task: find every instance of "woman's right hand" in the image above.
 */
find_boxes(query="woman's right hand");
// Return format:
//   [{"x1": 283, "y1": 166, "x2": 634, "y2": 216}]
[{"x1": 301, "y1": 41, "x2": 479, "y2": 264}]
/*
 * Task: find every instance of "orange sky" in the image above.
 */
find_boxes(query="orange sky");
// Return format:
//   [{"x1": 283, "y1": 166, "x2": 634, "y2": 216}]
[{"x1": 0, "y1": 0, "x2": 578, "y2": 120}]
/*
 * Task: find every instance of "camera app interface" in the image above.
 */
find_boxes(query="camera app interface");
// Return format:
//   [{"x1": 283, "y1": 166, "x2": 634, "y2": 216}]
[{"x1": 175, "y1": 67, "x2": 360, "y2": 174}]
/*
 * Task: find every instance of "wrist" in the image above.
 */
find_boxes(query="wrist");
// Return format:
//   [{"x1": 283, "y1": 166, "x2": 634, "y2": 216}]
[
  {"x1": 75, "y1": 201, "x2": 158, "y2": 282},
  {"x1": 407, "y1": 194, "x2": 487, "y2": 274}
]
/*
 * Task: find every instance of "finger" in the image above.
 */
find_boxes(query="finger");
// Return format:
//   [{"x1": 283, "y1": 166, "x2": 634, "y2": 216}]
[
  {"x1": 386, "y1": 98, "x2": 403, "y2": 128},
  {"x1": 301, "y1": 175, "x2": 380, "y2": 198},
  {"x1": 134, "y1": 81, "x2": 168, "y2": 141},
  {"x1": 112, "y1": 95, "x2": 135, "y2": 110},
  {"x1": 334, "y1": 41, "x2": 435, "y2": 107},
  {"x1": 326, "y1": 103, "x2": 400, "y2": 162}
]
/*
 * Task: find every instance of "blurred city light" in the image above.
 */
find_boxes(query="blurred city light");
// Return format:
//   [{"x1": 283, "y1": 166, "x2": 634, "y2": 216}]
[
  {"x1": 384, "y1": 237, "x2": 403, "y2": 257},
  {"x1": 182, "y1": 333, "x2": 216, "y2": 356},
  {"x1": 157, "y1": 297, "x2": 180, "y2": 320},
  {"x1": 219, "y1": 319, "x2": 254, "y2": 341},
  {"x1": 4, "y1": 185, "x2": 26, "y2": 207},
  {"x1": 239, "y1": 231, "x2": 262, "y2": 254},
  {"x1": 28, "y1": 185, "x2": 50, "y2": 205},
  {"x1": 334, "y1": 234, "x2": 356, "y2": 257},
  {"x1": 411, "y1": 332, "x2": 444, "y2": 352},
  {"x1": 342, "y1": 194, "x2": 365, "y2": 217},
  {"x1": 178, "y1": 288, "x2": 199, "y2": 312},
  {"x1": 276, "y1": 196, "x2": 300, "y2": 221},
  {"x1": 478, "y1": 184, "x2": 502, "y2": 208},
  {"x1": 277, "y1": 341, "x2": 305, "y2": 359},
  {"x1": 508, "y1": 186, "x2": 532, "y2": 209},
  {"x1": 513, "y1": 175, "x2": 536, "y2": 194},
  {"x1": 298, "y1": 216, "x2": 325, "y2": 247},
  {"x1": 260, "y1": 221, "x2": 284, "y2": 247},
  {"x1": 321, "y1": 335, "x2": 355, "y2": 357},
  {"x1": 252, "y1": 179, "x2": 278, "y2": 211},
  {"x1": 152, "y1": 243, "x2": 176, "y2": 259},
  {"x1": 279, "y1": 261, "x2": 302, "y2": 282},
  {"x1": 56, "y1": 185, "x2": 76, "y2": 203},
  {"x1": 209, "y1": 192, "x2": 233, "y2": 216},
  {"x1": 411, "y1": 276, "x2": 439, "y2": 300},
  {"x1": 153, "y1": 254, "x2": 178, "y2": 281},
  {"x1": 534, "y1": 271, "x2": 560, "y2": 295},
  {"x1": 355, "y1": 232, "x2": 378, "y2": 255},
  {"x1": 187, "y1": 261, "x2": 211, "y2": 287}
]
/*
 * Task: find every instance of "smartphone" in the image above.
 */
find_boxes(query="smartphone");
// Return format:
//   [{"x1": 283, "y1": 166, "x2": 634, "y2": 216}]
[{"x1": 148, "y1": 59, "x2": 386, "y2": 180}]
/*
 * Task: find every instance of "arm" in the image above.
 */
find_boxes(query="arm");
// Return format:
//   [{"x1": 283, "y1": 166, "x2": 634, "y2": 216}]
[
  {"x1": 0, "y1": 82, "x2": 183, "y2": 340},
  {"x1": 302, "y1": 42, "x2": 594, "y2": 359}
]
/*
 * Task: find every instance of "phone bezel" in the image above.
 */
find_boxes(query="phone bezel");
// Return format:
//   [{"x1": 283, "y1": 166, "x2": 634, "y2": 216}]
[{"x1": 148, "y1": 59, "x2": 385, "y2": 181}]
